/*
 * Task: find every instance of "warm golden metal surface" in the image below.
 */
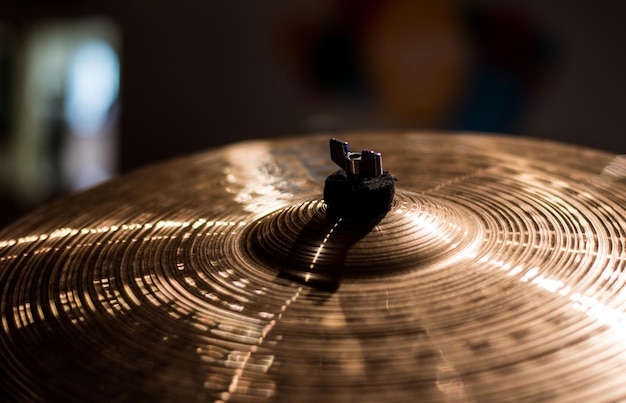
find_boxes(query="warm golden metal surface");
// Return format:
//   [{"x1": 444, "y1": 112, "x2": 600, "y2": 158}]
[{"x1": 1, "y1": 132, "x2": 626, "y2": 401}]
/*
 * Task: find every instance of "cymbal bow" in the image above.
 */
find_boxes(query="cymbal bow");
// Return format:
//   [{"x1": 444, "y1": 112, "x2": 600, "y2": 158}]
[{"x1": 1, "y1": 132, "x2": 626, "y2": 402}]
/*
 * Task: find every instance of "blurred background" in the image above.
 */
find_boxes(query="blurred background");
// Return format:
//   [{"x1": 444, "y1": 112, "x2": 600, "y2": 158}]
[{"x1": 0, "y1": 0, "x2": 625, "y2": 229}]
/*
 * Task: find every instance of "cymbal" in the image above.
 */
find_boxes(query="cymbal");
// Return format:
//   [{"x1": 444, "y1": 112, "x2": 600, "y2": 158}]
[{"x1": 1, "y1": 132, "x2": 625, "y2": 401}]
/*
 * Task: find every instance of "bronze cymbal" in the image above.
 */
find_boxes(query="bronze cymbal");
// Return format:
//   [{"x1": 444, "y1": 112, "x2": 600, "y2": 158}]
[{"x1": 0, "y1": 132, "x2": 625, "y2": 401}]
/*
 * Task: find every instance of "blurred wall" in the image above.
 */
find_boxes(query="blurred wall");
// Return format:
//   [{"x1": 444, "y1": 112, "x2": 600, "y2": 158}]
[
  {"x1": 1, "y1": 0, "x2": 626, "y2": 227},
  {"x1": 114, "y1": 0, "x2": 626, "y2": 170}
]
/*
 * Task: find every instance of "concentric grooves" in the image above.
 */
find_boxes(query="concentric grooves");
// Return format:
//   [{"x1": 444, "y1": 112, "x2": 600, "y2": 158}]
[
  {"x1": 0, "y1": 133, "x2": 625, "y2": 402},
  {"x1": 241, "y1": 191, "x2": 483, "y2": 283}
]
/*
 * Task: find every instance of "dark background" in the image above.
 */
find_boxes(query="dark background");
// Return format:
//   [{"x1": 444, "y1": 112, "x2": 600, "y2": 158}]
[{"x1": 1, "y1": 0, "x2": 625, "y2": 229}]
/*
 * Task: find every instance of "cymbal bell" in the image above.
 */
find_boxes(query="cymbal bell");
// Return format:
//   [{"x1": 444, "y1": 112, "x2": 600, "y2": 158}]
[{"x1": 0, "y1": 132, "x2": 625, "y2": 401}]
